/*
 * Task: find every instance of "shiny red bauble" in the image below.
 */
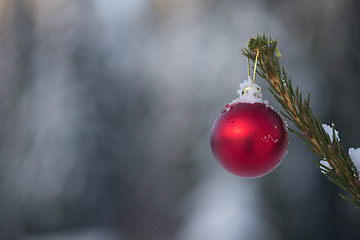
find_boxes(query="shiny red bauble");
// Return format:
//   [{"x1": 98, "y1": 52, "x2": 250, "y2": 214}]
[{"x1": 211, "y1": 102, "x2": 288, "y2": 178}]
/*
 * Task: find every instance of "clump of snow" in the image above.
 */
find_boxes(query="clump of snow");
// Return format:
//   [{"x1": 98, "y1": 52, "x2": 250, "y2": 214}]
[
  {"x1": 322, "y1": 123, "x2": 340, "y2": 142},
  {"x1": 320, "y1": 159, "x2": 331, "y2": 173},
  {"x1": 228, "y1": 76, "x2": 268, "y2": 107},
  {"x1": 349, "y1": 148, "x2": 360, "y2": 179}
]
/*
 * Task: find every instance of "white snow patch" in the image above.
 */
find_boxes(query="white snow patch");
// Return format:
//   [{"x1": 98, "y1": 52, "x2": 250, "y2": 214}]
[
  {"x1": 320, "y1": 159, "x2": 331, "y2": 173},
  {"x1": 322, "y1": 123, "x2": 340, "y2": 142},
  {"x1": 227, "y1": 76, "x2": 268, "y2": 109},
  {"x1": 349, "y1": 148, "x2": 360, "y2": 179}
]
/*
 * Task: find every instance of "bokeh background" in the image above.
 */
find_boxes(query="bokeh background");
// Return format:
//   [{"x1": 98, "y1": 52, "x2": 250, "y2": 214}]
[{"x1": 0, "y1": 0, "x2": 360, "y2": 239}]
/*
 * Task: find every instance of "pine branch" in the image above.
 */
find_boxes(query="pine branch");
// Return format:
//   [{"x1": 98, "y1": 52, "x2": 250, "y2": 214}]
[{"x1": 243, "y1": 34, "x2": 360, "y2": 209}]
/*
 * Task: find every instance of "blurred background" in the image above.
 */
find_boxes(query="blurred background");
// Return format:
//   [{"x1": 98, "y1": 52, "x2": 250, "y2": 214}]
[{"x1": 0, "y1": 0, "x2": 360, "y2": 239}]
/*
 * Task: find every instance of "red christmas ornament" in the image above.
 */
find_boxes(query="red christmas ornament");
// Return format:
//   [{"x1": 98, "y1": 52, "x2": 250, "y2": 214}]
[{"x1": 211, "y1": 78, "x2": 288, "y2": 178}]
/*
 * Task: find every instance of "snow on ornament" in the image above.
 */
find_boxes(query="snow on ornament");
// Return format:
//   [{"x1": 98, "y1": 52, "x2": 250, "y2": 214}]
[{"x1": 211, "y1": 75, "x2": 288, "y2": 178}]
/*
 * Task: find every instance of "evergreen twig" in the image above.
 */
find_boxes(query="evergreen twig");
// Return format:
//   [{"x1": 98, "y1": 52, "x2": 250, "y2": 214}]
[{"x1": 243, "y1": 34, "x2": 360, "y2": 209}]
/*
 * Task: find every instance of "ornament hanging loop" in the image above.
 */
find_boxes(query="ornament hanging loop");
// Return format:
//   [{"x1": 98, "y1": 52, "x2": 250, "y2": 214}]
[
  {"x1": 252, "y1": 51, "x2": 260, "y2": 84},
  {"x1": 243, "y1": 50, "x2": 261, "y2": 97},
  {"x1": 247, "y1": 44, "x2": 251, "y2": 77},
  {"x1": 246, "y1": 47, "x2": 260, "y2": 83}
]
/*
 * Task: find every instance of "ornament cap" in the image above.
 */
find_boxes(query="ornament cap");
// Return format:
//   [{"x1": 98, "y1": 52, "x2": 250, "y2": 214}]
[
  {"x1": 240, "y1": 82, "x2": 262, "y2": 99},
  {"x1": 238, "y1": 76, "x2": 262, "y2": 99},
  {"x1": 225, "y1": 76, "x2": 267, "y2": 109}
]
